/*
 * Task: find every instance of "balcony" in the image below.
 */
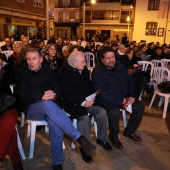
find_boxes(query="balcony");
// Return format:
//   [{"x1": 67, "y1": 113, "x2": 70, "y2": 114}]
[
  {"x1": 54, "y1": 19, "x2": 80, "y2": 26},
  {"x1": 55, "y1": 4, "x2": 79, "y2": 8}
]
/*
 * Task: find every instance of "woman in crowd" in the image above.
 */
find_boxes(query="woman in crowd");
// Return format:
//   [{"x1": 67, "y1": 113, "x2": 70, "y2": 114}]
[
  {"x1": 0, "y1": 55, "x2": 23, "y2": 170},
  {"x1": 120, "y1": 48, "x2": 152, "y2": 99},
  {"x1": 44, "y1": 43, "x2": 63, "y2": 73}
]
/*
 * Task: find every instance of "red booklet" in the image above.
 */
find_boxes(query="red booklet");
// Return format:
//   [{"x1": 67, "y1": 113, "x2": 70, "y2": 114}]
[{"x1": 122, "y1": 97, "x2": 132, "y2": 113}]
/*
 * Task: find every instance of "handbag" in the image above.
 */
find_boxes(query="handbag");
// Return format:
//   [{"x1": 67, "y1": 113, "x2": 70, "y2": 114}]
[
  {"x1": 0, "y1": 94, "x2": 16, "y2": 113},
  {"x1": 157, "y1": 81, "x2": 170, "y2": 93}
]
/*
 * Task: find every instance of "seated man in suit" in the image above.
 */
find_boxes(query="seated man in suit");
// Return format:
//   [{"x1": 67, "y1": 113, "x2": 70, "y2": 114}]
[
  {"x1": 58, "y1": 51, "x2": 112, "y2": 163},
  {"x1": 0, "y1": 37, "x2": 12, "y2": 52},
  {"x1": 92, "y1": 46, "x2": 145, "y2": 150},
  {"x1": 16, "y1": 47, "x2": 96, "y2": 170}
]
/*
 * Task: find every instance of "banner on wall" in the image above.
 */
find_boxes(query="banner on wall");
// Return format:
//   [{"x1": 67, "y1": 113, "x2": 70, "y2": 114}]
[{"x1": 11, "y1": 18, "x2": 36, "y2": 26}]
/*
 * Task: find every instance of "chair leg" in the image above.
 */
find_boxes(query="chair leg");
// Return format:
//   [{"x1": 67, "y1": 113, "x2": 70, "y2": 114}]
[
  {"x1": 27, "y1": 121, "x2": 31, "y2": 137},
  {"x1": 138, "y1": 89, "x2": 143, "y2": 101},
  {"x1": 149, "y1": 91, "x2": 157, "y2": 109},
  {"x1": 158, "y1": 97, "x2": 164, "y2": 107},
  {"x1": 91, "y1": 116, "x2": 98, "y2": 137},
  {"x1": 71, "y1": 119, "x2": 77, "y2": 149},
  {"x1": 21, "y1": 112, "x2": 25, "y2": 127},
  {"x1": 162, "y1": 97, "x2": 169, "y2": 119},
  {"x1": 15, "y1": 127, "x2": 26, "y2": 160},
  {"x1": 29, "y1": 122, "x2": 36, "y2": 159},
  {"x1": 122, "y1": 110, "x2": 127, "y2": 128}
]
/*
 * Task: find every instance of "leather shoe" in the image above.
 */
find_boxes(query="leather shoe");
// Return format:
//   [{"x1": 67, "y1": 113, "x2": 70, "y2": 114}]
[
  {"x1": 76, "y1": 135, "x2": 96, "y2": 156},
  {"x1": 123, "y1": 130, "x2": 142, "y2": 142},
  {"x1": 96, "y1": 139, "x2": 113, "y2": 151},
  {"x1": 80, "y1": 148, "x2": 92, "y2": 163},
  {"x1": 110, "y1": 138, "x2": 123, "y2": 149}
]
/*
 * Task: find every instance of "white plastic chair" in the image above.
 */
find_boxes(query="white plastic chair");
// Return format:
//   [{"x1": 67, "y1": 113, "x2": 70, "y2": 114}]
[
  {"x1": 26, "y1": 120, "x2": 49, "y2": 159},
  {"x1": 151, "y1": 59, "x2": 163, "y2": 67},
  {"x1": 1, "y1": 50, "x2": 13, "y2": 59},
  {"x1": 15, "y1": 126, "x2": 26, "y2": 160},
  {"x1": 161, "y1": 59, "x2": 170, "y2": 67},
  {"x1": 84, "y1": 52, "x2": 95, "y2": 68},
  {"x1": 146, "y1": 55, "x2": 151, "y2": 61},
  {"x1": 137, "y1": 61, "x2": 154, "y2": 101},
  {"x1": 149, "y1": 67, "x2": 170, "y2": 119}
]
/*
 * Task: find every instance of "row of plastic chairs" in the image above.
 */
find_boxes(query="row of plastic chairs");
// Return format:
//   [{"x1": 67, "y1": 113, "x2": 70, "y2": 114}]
[
  {"x1": 151, "y1": 59, "x2": 170, "y2": 67},
  {"x1": 20, "y1": 108, "x2": 127, "y2": 159}
]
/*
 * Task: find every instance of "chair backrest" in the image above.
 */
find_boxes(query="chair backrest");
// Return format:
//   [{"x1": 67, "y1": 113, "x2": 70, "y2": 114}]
[
  {"x1": 137, "y1": 61, "x2": 154, "y2": 77},
  {"x1": 84, "y1": 52, "x2": 95, "y2": 68},
  {"x1": 1, "y1": 50, "x2": 14, "y2": 59},
  {"x1": 146, "y1": 55, "x2": 151, "y2": 61},
  {"x1": 153, "y1": 67, "x2": 170, "y2": 87},
  {"x1": 161, "y1": 59, "x2": 170, "y2": 67},
  {"x1": 151, "y1": 59, "x2": 163, "y2": 67}
]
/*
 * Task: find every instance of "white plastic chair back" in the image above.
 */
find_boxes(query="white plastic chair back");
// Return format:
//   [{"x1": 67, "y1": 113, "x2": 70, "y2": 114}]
[
  {"x1": 1, "y1": 50, "x2": 13, "y2": 59},
  {"x1": 161, "y1": 59, "x2": 170, "y2": 67},
  {"x1": 146, "y1": 55, "x2": 151, "y2": 61},
  {"x1": 152, "y1": 67, "x2": 170, "y2": 89},
  {"x1": 84, "y1": 52, "x2": 95, "y2": 68},
  {"x1": 138, "y1": 61, "x2": 154, "y2": 77},
  {"x1": 151, "y1": 59, "x2": 163, "y2": 67}
]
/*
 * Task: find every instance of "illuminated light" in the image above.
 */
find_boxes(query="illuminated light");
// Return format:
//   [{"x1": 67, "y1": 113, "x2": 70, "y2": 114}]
[
  {"x1": 126, "y1": 16, "x2": 130, "y2": 21},
  {"x1": 91, "y1": 0, "x2": 96, "y2": 4}
]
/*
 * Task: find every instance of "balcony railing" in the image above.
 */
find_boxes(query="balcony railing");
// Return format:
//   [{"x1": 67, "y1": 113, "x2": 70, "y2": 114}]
[
  {"x1": 56, "y1": 19, "x2": 80, "y2": 23},
  {"x1": 55, "y1": 4, "x2": 79, "y2": 8}
]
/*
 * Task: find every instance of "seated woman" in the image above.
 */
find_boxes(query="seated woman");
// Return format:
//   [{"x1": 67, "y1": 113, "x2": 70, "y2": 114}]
[
  {"x1": 119, "y1": 48, "x2": 152, "y2": 99},
  {"x1": 43, "y1": 43, "x2": 64, "y2": 73},
  {"x1": 0, "y1": 55, "x2": 23, "y2": 170}
]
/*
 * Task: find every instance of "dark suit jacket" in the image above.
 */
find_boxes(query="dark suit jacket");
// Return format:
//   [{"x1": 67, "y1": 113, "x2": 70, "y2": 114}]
[
  {"x1": 58, "y1": 64, "x2": 94, "y2": 119},
  {"x1": 1, "y1": 44, "x2": 12, "y2": 51}
]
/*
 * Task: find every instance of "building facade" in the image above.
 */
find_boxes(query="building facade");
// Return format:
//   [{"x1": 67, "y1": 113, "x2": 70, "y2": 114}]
[
  {"x1": 50, "y1": 0, "x2": 135, "y2": 41},
  {"x1": 0, "y1": 0, "x2": 46, "y2": 40},
  {"x1": 133, "y1": 0, "x2": 170, "y2": 44}
]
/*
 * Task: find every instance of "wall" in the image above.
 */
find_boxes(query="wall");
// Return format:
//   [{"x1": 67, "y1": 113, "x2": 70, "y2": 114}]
[{"x1": 133, "y1": 0, "x2": 169, "y2": 44}]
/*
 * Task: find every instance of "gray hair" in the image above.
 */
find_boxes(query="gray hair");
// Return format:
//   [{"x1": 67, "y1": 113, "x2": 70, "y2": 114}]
[
  {"x1": 12, "y1": 41, "x2": 23, "y2": 48},
  {"x1": 68, "y1": 51, "x2": 84, "y2": 67},
  {"x1": 62, "y1": 45, "x2": 70, "y2": 51}
]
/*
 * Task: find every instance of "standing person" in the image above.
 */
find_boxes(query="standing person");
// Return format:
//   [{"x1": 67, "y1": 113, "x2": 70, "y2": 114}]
[
  {"x1": 58, "y1": 51, "x2": 112, "y2": 163},
  {"x1": 16, "y1": 47, "x2": 96, "y2": 170},
  {"x1": 121, "y1": 33, "x2": 129, "y2": 47},
  {"x1": 92, "y1": 46, "x2": 144, "y2": 149},
  {"x1": 0, "y1": 56, "x2": 23, "y2": 170}
]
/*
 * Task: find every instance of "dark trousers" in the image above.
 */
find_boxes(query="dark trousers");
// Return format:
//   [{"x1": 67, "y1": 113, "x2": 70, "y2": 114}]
[
  {"x1": 98, "y1": 100, "x2": 144, "y2": 141},
  {"x1": 0, "y1": 108, "x2": 21, "y2": 165}
]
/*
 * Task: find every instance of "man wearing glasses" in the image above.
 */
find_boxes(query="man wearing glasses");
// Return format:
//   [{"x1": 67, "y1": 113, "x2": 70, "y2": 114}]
[{"x1": 58, "y1": 51, "x2": 112, "y2": 164}]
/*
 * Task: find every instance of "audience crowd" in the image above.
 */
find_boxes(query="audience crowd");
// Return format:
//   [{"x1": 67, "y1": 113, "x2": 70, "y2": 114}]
[{"x1": 0, "y1": 32, "x2": 170, "y2": 170}]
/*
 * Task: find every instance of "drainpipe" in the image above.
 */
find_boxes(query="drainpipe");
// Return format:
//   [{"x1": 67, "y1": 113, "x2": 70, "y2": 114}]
[{"x1": 164, "y1": 0, "x2": 170, "y2": 43}]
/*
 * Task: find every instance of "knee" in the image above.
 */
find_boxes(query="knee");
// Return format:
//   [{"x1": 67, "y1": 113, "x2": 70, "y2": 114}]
[
  {"x1": 97, "y1": 108, "x2": 107, "y2": 118},
  {"x1": 77, "y1": 115, "x2": 89, "y2": 123},
  {"x1": 107, "y1": 108, "x2": 120, "y2": 118},
  {"x1": 133, "y1": 101, "x2": 145, "y2": 113}
]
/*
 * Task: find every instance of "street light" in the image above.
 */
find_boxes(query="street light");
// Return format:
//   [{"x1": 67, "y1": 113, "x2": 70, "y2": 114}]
[
  {"x1": 126, "y1": 5, "x2": 133, "y2": 40},
  {"x1": 126, "y1": 16, "x2": 130, "y2": 38},
  {"x1": 83, "y1": 0, "x2": 96, "y2": 39}
]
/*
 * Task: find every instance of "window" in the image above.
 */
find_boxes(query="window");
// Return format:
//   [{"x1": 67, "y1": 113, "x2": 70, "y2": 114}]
[
  {"x1": 145, "y1": 22, "x2": 157, "y2": 35},
  {"x1": 92, "y1": 10, "x2": 119, "y2": 20},
  {"x1": 33, "y1": 0, "x2": 44, "y2": 8},
  {"x1": 70, "y1": 11, "x2": 76, "y2": 22},
  {"x1": 148, "y1": 0, "x2": 160, "y2": 10},
  {"x1": 16, "y1": 0, "x2": 25, "y2": 3}
]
